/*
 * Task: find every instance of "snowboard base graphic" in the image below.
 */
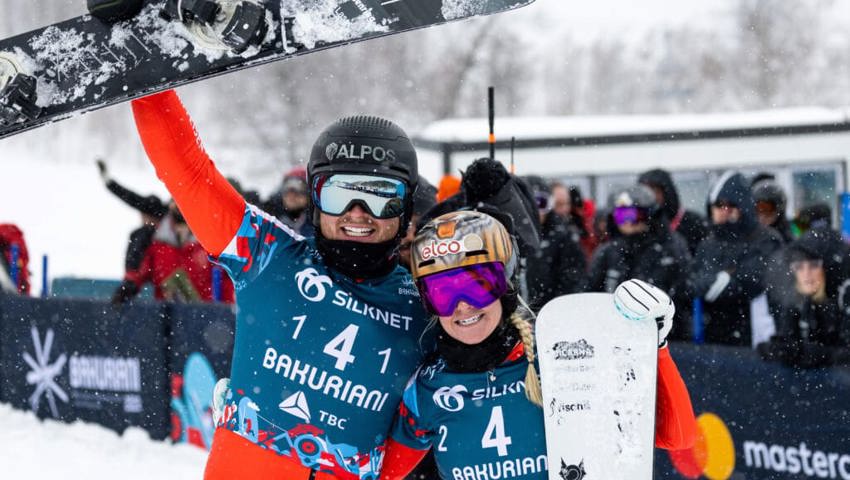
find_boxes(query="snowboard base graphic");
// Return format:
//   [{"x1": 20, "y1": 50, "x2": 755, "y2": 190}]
[
  {"x1": 535, "y1": 293, "x2": 658, "y2": 479},
  {"x1": 0, "y1": 0, "x2": 534, "y2": 139}
]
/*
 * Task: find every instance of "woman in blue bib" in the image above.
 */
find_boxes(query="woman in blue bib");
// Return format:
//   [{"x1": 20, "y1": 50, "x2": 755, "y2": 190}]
[{"x1": 381, "y1": 210, "x2": 698, "y2": 480}]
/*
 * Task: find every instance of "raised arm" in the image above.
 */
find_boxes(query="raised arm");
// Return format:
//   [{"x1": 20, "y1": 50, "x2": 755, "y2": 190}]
[
  {"x1": 654, "y1": 347, "x2": 698, "y2": 450},
  {"x1": 131, "y1": 90, "x2": 245, "y2": 256}
]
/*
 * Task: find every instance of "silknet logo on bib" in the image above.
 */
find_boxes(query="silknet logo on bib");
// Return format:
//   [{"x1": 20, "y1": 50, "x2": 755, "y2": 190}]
[
  {"x1": 295, "y1": 268, "x2": 333, "y2": 302},
  {"x1": 433, "y1": 385, "x2": 467, "y2": 412}
]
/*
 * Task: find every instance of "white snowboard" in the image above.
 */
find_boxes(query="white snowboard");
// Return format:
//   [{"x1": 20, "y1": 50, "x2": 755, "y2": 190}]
[{"x1": 535, "y1": 293, "x2": 658, "y2": 480}]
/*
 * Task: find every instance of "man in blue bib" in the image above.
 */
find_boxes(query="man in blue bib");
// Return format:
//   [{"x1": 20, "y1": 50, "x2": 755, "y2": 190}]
[{"x1": 132, "y1": 91, "x2": 431, "y2": 479}]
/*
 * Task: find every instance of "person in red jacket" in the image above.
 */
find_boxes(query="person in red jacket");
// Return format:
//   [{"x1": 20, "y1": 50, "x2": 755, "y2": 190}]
[
  {"x1": 0, "y1": 223, "x2": 30, "y2": 295},
  {"x1": 116, "y1": 203, "x2": 234, "y2": 303}
]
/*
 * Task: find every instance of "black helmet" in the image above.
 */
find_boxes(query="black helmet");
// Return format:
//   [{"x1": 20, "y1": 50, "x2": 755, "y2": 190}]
[
  {"x1": 613, "y1": 184, "x2": 657, "y2": 211},
  {"x1": 308, "y1": 116, "x2": 418, "y2": 227},
  {"x1": 307, "y1": 116, "x2": 419, "y2": 280},
  {"x1": 752, "y1": 179, "x2": 787, "y2": 212}
]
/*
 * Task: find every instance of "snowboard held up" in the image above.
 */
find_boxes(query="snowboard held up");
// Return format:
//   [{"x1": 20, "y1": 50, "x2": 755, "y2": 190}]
[
  {"x1": 535, "y1": 293, "x2": 658, "y2": 480},
  {"x1": 0, "y1": 0, "x2": 534, "y2": 140}
]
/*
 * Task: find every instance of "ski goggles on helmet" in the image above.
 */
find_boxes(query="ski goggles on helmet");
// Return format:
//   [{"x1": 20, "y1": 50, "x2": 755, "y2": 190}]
[
  {"x1": 612, "y1": 206, "x2": 649, "y2": 226},
  {"x1": 418, "y1": 262, "x2": 508, "y2": 316},
  {"x1": 312, "y1": 173, "x2": 407, "y2": 219},
  {"x1": 534, "y1": 192, "x2": 551, "y2": 212}
]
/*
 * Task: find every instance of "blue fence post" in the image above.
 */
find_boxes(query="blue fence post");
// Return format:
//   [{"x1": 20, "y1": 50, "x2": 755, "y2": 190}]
[
  {"x1": 41, "y1": 254, "x2": 49, "y2": 298},
  {"x1": 9, "y1": 243, "x2": 19, "y2": 291},
  {"x1": 211, "y1": 266, "x2": 222, "y2": 302},
  {"x1": 841, "y1": 192, "x2": 850, "y2": 242},
  {"x1": 693, "y1": 298, "x2": 704, "y2": 345}
]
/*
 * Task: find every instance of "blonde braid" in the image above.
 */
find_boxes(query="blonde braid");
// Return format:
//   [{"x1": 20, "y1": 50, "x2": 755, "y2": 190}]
[{"x1": 509, "y1": 311, "x2": 543, "y2": 407}]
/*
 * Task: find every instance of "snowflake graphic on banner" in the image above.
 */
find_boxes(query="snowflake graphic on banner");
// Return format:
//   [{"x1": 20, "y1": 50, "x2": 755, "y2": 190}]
[{"x1": 23, "y1": 326, "x2": 68, "y2": 418}]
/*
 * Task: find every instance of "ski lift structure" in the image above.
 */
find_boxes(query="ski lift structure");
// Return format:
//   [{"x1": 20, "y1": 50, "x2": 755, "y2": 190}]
[{"x1": 414, "y1": 107, "x2": 850, "y2": 233}]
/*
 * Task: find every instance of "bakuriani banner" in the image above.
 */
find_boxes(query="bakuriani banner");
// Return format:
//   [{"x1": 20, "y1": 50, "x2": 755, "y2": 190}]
[
  {"x1": 0, "y1": 295, "x2": 170, "y2": 439},
  {"x1": 655, "y1": 342, "x2": 850, "y2": 480}
]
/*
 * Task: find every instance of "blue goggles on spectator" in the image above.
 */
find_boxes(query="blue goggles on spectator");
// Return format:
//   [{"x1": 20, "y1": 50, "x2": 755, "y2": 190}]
[{"x1": 312, "y1": 173, "x2": 407, "y2": 219}]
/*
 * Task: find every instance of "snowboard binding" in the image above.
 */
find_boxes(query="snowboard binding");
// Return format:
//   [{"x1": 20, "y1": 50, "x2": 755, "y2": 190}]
[
  {"x1": 161, "y1": 0, "x2": 268, "y2": 54},
  {"x1": 0, "y1": 53, "x2": 41, "y2": 127}
]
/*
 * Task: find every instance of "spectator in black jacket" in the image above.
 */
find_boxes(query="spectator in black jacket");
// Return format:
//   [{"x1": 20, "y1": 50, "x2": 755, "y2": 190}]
[
  {"x1": 524, "y1": 176, "x2": 586, "y2": 311},
  {"x1": 586, "y1": 185, "x2": 691, "y2": 339},
  {"x1": 689, "y1": 171, "x2": 784, "y2": 346},
  {"x1": 758, "y1": 229, "x2": 850, "y2": 368},
  {"x1": 638, "y1": 168, "x2": 707, "y2": 254},
  {"x1": 752, "y1": 177, "x2": 794, "y2": 244},
  {"x1": 97, "y1": 159, "x2": 167, "y2": 273}
]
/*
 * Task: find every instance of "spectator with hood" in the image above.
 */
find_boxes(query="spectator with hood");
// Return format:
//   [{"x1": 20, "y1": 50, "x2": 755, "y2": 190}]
[
  {"x1": 523, "y1": 175, "x2": 586, "y2": 311},
  {"x1": 751, "y1": 177, "x2": 793, "y2": 243},
  {"x1": 638, "y1": 168, "x2": 707, "y2": 254},
  {"x1": 758, "y1": 230, "x2": 850, "y2": 368},
  {"x1": 587, "y1": 185, "x2": 692, "y2": 338},
  {"x1": 689, "y1": 171, "x2": 783, "y2": 346}
]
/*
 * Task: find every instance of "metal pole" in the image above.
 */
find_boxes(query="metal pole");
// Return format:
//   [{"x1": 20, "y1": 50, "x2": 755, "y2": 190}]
[
  {"x1": 41, "y1": 254, "x2": 48, "y2": 298},
  {"x1": 488, "y1": 86, "x2": 495, "y2": 161}
]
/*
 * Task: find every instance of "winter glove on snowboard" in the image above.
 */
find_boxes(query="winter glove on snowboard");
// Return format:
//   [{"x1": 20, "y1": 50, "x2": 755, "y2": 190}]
[{"x1": 614, "y1": 278, "x2": 674, "y2": 348}]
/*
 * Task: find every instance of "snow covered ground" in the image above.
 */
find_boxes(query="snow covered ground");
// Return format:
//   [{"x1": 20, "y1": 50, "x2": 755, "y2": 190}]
[{"x1": 0, "y1": 403, "x2": 207, "y2": 479}]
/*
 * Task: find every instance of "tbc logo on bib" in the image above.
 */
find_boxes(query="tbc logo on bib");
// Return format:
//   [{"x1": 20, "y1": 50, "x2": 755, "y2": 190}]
[
  {"x1": 433, "y1": 385, "x2": 467, "y2": 412},
  {"x1": 295, "y1": 268, "x2": 333, "y2": 302}
]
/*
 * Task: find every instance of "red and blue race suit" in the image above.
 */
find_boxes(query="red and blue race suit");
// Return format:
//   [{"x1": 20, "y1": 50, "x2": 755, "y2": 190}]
[
  {"x1": 381, "y1": 345, "x2": 698, "y2": 480},
  {"x1": 132, "y1": 91, "x2": 431, "y2": 480}
]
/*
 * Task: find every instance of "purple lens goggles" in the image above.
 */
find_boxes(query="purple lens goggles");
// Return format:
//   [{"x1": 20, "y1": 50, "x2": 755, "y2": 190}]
[
  {"x1": 419, "y1": 262, "x2": 508, "y2": 316},
  {"x1": 613, "y1": 206, "x2": 647, "y2": 226},
  {"x1": 534, "y1": 193, "x2": 550, "y2": 211}
]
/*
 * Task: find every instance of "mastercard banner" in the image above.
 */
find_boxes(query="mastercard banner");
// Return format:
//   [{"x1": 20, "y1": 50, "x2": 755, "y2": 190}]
[{"x1": 654, "y1": 343, "x2": 850, "y2": 480}]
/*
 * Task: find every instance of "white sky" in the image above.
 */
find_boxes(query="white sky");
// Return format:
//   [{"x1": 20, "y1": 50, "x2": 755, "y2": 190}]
[{"x1": 517, "y1": 0, "x2": 733, "y2": 37}]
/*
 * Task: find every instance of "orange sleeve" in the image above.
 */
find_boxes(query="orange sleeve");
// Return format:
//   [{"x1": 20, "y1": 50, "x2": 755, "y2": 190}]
[
  {"x1": 379, "y1": 438, "x2": 429, "y2": 480},
  {"x1": 131, "y1": 90, "x2": 246, "y2": 256},
  {"x1": 654, "y1": 346, "x2": 699, "y2": 450}
]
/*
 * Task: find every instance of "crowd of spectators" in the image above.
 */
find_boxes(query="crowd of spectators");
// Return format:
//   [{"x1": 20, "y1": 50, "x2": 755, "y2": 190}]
[{"x1": 2, "y1": 157, "x2": 848, "y2": 368}]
